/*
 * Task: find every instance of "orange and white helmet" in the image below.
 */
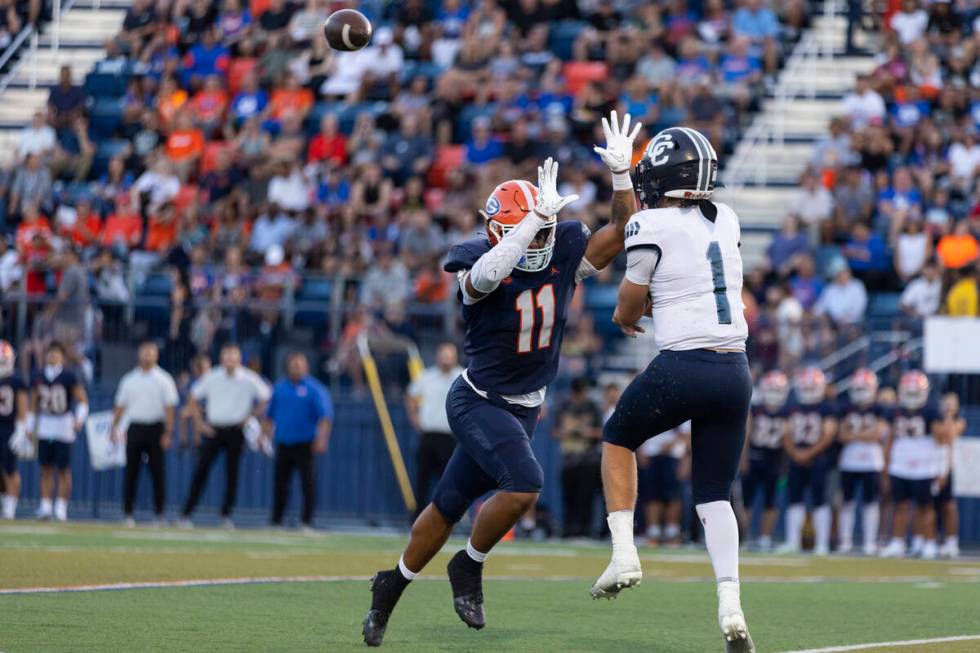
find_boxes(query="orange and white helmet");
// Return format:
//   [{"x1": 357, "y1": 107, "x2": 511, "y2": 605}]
[
  {"x1": 481, "y1": 179, "x2": 554, "y2": 273},
  {"x1": 794, "y1": 366, "x2": 827, "y2": 405},
  {"x1": 848, "y1": 367, "x2": 879, "y2": 407},
  {"x1": 758, "y1": 370, "x2": 789, "y2": 410},
  {"x1": 0, "y1": 340, "x2": 13, "y2": 377},
  {"x1": 898, "y1": 370, "x2": 930, "y2": 410}
]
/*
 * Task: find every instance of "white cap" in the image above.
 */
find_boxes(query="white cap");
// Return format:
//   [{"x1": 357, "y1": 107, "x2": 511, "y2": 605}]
[{"x1": 265, "y1": 244, "x2": 285, "y2": 266}]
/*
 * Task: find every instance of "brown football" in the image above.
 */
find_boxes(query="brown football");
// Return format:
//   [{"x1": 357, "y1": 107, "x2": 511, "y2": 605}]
[{"x1": 323, "y1": 9, "x2": 372, "y2": 52}]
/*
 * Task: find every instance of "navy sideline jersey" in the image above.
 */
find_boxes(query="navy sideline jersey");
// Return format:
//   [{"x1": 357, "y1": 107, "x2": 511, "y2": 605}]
[
  {"x1": 444, "y1": 221, "x2": 589, "y2": 396},
  {"x1": 786, "y1": 400, "x2": 836, "y2": 448},
  {"x1": 748, "y1": 404, "x2": 787, "y2": 451},
  {"x1": 31, "y1": 369, "x2": 79, "y2": 442},
  {"x1": 0, "y1": 374, "x2": 25, "y2": 433}
]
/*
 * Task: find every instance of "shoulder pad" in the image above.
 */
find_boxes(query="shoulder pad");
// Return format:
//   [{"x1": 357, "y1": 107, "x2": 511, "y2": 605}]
[
  {"x1": 444, "y1": 237, "x2": 491, "y2": 273},
  {"x1": 624, "y1": 210, "x2": 663, "y2": 252}
]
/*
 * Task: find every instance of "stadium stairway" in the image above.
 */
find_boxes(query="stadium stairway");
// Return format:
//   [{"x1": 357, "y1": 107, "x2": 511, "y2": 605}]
[
  {"x1": 715, "y1": 5, "x2": 878, "y2": 270},
  {"x1": 0, "y1": 0, "x2": 125, "y2": 166}
]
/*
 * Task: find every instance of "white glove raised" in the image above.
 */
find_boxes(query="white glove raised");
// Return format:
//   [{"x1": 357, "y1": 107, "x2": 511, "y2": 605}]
[
  {"x1": 593, "y1": 110, "x2": 642, "y2": 174},
  {"x1": 532, "y1": 157, "x2": 579, "y2": 219}
]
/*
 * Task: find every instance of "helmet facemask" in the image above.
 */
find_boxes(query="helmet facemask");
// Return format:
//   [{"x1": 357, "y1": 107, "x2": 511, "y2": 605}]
[
  {"x1": 487, "y1": 217, "x2": 556, "y2": 273},
  {"x1": 898, "y1": 372, "x2": 929, "y2": 410}
]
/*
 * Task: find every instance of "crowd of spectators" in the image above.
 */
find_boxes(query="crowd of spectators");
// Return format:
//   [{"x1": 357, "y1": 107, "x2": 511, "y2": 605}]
[
  {"x1": 749, "y1": 0, "x2": 979, "y2": 375},
  {"x1": 0, "y1": 0, "x2": 805, "y2": 381}
]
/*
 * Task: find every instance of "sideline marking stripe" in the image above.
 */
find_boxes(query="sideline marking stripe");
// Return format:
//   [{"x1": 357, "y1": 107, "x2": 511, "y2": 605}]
[{"x1": 779, "y1": 634, "x2": 980, "y2": 653}]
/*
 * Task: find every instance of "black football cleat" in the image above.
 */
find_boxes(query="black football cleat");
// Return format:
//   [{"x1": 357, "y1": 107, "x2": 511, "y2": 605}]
[
  {"x1": 362, "y1": 569, "x2": 409, "y2": 647},
  {"x1": 447, "y1": 550, "x2": 486, "y2": 630}
]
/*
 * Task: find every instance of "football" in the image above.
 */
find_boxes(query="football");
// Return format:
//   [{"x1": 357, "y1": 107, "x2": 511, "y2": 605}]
[{"x1": 323, "y1": 8, "x2": 372, "y2": 51}]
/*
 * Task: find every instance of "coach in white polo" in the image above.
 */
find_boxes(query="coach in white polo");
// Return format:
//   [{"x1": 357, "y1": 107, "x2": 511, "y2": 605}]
[
  {"x1": 111, "y1": 341, "x2": 179, "y2": 525},
  {"x1": 181, "y1": 343, "x2": 271, "y2": 527},
  {"x1": 405, "y1": 342, "x2": 463, "y2": 518}
]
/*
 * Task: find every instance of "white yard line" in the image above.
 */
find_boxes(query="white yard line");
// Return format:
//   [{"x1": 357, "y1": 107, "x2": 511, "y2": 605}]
[{"x1": 779, "y1": 634, "x2": 980, "y2": 652}]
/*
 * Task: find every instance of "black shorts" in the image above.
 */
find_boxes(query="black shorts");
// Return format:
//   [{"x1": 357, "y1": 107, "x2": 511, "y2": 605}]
[
  {"x1": 890, "y1": 475, "x2": 933, "y2": 506},
  {"x1": 0, "y1": 428, "x2": 16, "y2": 475},
  {"x1": 604, "y1": 349, "x2": 752, "y2": 505},
  {"x1": 640, "y1": 455, "x2": 680, "y2": 503},
  {"x1": 38, "y1": 440, "x2": 71, "y2": 470},
  {"x1": 787, "y1": 456, "x2": 832, "y2": 507},
  {"x1": 741, "y1": 447, "x2": 782, "y2": 510},
  {"x1": 935, "y1": 473, "x2": 954, "y2": 504},
  {"x1": 841, "y1": 470, "x2": 880, "y2": 503},
  {"x1": 432, "y1": 377, "x2": 542, "y2": 524}
]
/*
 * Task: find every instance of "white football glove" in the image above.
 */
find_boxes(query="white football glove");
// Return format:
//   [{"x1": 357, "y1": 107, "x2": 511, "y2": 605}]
[
  {"x1": 9, "y1": 423, "x2": 35, "y2": 459},
  {"x1": 532, "y1": 157, "x2": 579, "y2": 219},
  {"x1": 593, "y1": 110, "x2": 642, "y2": 174}
]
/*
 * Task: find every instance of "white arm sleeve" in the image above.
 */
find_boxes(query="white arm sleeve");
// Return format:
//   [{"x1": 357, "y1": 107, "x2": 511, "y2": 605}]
[
  {"x1": 465, "y1": 214, "x2": 548, "y2": 298},
  {"x1": 625, "y1": 247, "x2": 660, "y2": 286}
]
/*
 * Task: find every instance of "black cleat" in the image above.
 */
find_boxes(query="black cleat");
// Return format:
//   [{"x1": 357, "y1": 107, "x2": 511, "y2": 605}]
[
  {"x1": 362, "y1": 569, "x2": 409, "y2": 647},
  {"x1": 447, "y1": 550, "x2": 485, "y2": 630}
]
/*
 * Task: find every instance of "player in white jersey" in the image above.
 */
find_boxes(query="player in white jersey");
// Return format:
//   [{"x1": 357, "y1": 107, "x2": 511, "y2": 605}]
[{"x1": 592, "y1": 127, "x2": 755, "y2": 653}]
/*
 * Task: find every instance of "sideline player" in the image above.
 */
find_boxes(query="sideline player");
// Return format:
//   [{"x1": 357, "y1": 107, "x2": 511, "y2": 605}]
[
  {"x1": 0, "y1": 341, "x2": 29, "y2": 519},
  {"x1": 361, "y1": 112, "x2": 642, "y2": 647},
  {"x1": 837, "y1": 368, "x2": 887, "y2": 555},
  {"x1": 31, "y1": 341, "x2": 88, "y2": 522},
  {"x1": 741, "y1": 370, "x2": 789, "y2": 552},
  {"x1": 593, "y1": 127, "x2": 756, "y2": 652},
  {"x1": 933, "y1": 392, "x2": 965, "y2": 558},
  {"x1": 881, "y1": 370, "x2": 939, "y2": 559},
  {"x1": 780, "y1": 367, "x2": 837, "y2": 556}
]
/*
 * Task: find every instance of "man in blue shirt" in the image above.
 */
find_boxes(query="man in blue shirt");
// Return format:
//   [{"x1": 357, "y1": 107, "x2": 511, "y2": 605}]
[{"x1": 264, "y1": 352, "x2": 333, "y2": 528}]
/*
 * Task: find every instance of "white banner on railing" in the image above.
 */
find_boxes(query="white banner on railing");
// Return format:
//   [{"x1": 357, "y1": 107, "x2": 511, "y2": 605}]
[
  {"x1": 85, "y1": 411, "x2": 126, "y2": 471},
  {"x1": 924, "y1": 317, "x2": 980, "y2": 373},
  {"x1": 953, "y1": 438, "x2": 980, "y2": 498}
]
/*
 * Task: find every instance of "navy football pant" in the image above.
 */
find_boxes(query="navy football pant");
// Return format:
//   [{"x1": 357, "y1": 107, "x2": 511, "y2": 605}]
[
  {"x1": 603, "y1": 349, "x2": 752, "y2": 505},
  {"x1": 787, "y1": 457, "x2": 831, "y2": 507},
  {"x1": 0, "y1": 428, "x2": 17, "y2": 475},
  {"x1": 432, "y1": 377, "x2": 542, "y2": 524},
  {"x1": 841, "y1": 470, "x2": 880, "y2": 503},
  {"x1": 742, "y1": 449, "x2": 782, "y2": 510}
]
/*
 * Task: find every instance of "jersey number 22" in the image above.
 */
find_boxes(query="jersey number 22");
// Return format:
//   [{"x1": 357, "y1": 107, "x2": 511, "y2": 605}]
[{"x1": 515, "y1": 285, "x2": 555, "y2": 353}]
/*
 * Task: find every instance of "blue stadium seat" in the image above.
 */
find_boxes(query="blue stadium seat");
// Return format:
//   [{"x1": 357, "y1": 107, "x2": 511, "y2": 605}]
[
  {"x1": 89, "y1": 97, "x2": 126, "y2": 139},
  {"x1": 814, "y1": 245, "x2": 844, "y2": 277},
  {"x1": 293, "y1": 278, "x2": 332, "y2": 329},
  {"x1": 304, "y1": 101, "x2": 344, "y2": 135},
  {"x1": 585, "y1": 283, "x2": 619, "y2": 310},
  {"x1": 297, "y1": 278, "x2": 332, "y2": 302},
  {"x1": 92, "y1": 139, "x2": 130, "y2": 178},
  {"x1": 139, "y1": 273, "x2": 174, "y2": 297},
  {"x1": 85, "y1": 72, "x2": 129, "y2": 98},
  {"x1": 868, "y1": 293, "x2": 902, "y2": 318}
]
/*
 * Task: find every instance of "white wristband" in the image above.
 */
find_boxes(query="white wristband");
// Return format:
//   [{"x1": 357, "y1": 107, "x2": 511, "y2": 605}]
[{"x1": 611, "y1": 170, "x2": 633, "y2": 191}]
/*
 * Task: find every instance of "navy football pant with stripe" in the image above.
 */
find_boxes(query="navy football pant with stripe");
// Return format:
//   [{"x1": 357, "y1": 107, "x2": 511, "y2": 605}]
[
  {"x1": 432, "y1": 377, "x2": 542, "y2": 524},
  {"x1": 603, "y1": 349, "x2": 752, "y2": 505}
]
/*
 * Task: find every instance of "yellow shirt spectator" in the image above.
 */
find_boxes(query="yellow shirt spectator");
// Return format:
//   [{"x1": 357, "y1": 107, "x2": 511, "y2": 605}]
[{"x1": 946, "y1": 278, "x2": 979, "y2": 317}]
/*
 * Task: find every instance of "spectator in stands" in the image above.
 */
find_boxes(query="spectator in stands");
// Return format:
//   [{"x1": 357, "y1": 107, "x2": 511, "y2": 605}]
[
  {"x1": 464, "y1": 117, "x2": 504, "y2": 167},
  {"x1": 833, "y1": 165, "x2": 875, "y2": 237},
  {"x1": 258, "y1": 0, "x2": 292, "y2": 39},
  {"x1": 249, "y1": 207, "x2": 296, "y2": 255},
  {"x1": 189, "y1": 74, "x2": 228, "y2": 136},
  {"x1": 890, "y1": 0, "x2": 929, "y2": 46},
  {"x1": 767, "y1": 215, "x2": 810, "y2": 277},
  {"x1": 229, "y1": 71, "x2": 267, "y2": 126},
  {"x1": 815, "y1": 261, "x2": 868, "y2": 326},
  {"x1": 47, "y1": 66, "x2": 88, "y2": 133},
  {"x1": 182, "y1": 27, "x2": 230, "y2": 89},
  {"x1": 900, "y1": 261, "x2": 942, "y2": 319},
  {"x1": 0, "y1": 0, "x2": 21, "y2": 49},
  {"x1": 265, "y1": 351, "x2": 332, "y2": 529},
  {"x1": 877, "y1": 167, "x2": 923, "y2": 240},
  {"x1": 731, "y1": 0, "x2": 780, "y2": 74},
  {"x1": 405, "y1": 342, "x2": 461, "y2": 518},
  {"x1": 45, "y1": 247, "x2": 89, "y2": 362},
  {"x1": 182, "y1": 343, "x2": 271, "y2": 527},
  {"x1": 132, "y1": 156, "x2": 180, "y2": 216},
  {"x1": 945, "y1": 265, "x2": 978, "y2": 317},
  {"x1": 844, "y1": 222, "x2": 890, "y2": 290},
  {"x1": 9, "y1": 153, "x2": 53, "y2": 216},
  {"x1": 165, "y1": 112, "x2": 205, "y2": 179},
  {"x1": 17, "y1": 112, "x2": 56, "y2": 160},
  {"x1": 789, "y1": 253, "x2": 824, "y2": 310},
  {"x1": 380, "y1": 116, "x2": 432, "y2": 184},
  {"x1": 360, "y1": 243, "x2": 410, "y2": 312},
  {"x1": 120, "y1": 0, "x2": 158, "y2": 57},
  {"x1": 894, "y1": 219, "x2": 930, "y2": 282},
  {"x1": 306, "y1": 113, "x2": 345, "y2": 166},
  {"x1": 636, "y1": 40, "x2": 677, "y2": 88},
  {"x1": 111, "y1": 341, "x2": 178, "y2": 526},
  {"x1": 553, "y1": 377, "x2": 602, "y2": 538},
  {"x1": 937, "y1": 221, "x2": 979, "y2": 271},
  {"x1": 947, "y1": 132, "x2": 980, "y2": 193},
  {"x1": 399, "y1": 208, "x2": 444, "y2": 272},
  {"x1": 349, "y1": 163, "x2": 392, "y2": 220},
  {"x1": 842, "y1": 74, "x2": 886, "y2": 129},
  {"x1": 790, "y1": 172, "x2": 834, "y2": 241}
]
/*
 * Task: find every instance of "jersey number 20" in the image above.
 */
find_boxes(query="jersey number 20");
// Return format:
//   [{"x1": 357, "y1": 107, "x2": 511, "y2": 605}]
[
  {"x1": 515, "y1": 285, "x2": 555, "y2": 353},
  {"x1": 705, "y1": 242, "x2": 732, "y2": 325}
]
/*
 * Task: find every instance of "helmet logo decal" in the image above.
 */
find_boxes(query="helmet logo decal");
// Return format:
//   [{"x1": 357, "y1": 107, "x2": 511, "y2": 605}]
[
  {"x1": 646, "y1": 133, "x2": 674, "y2": 166},
  {"x1": 485, "y1": 196, "x2": 501, "y2": 216}
]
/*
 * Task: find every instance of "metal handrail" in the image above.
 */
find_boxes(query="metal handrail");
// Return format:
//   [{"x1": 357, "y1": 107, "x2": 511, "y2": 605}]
[
  {"x1": 834, "y1": 337, "x2": 924, "y2": 394},
  {"x1": 0, "y1": 25, "x2": 34, "y2": 94}
]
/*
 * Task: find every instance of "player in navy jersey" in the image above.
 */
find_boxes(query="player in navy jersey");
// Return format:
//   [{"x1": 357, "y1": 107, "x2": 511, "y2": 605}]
[
  {"x1": 881, "y1": 371, "x2": 940, "y2": 559},
  {"x1": 31, "y1": 341, "x2": 88, "y2": 522},
  {"x1": 837, "y1": 368, "x2": 887, "y2": 555},
  {"x1": 0, "y1": 341, "x2": 29, "y2": 520},
  {"x1": 741, "y1": 370, "x2": 789, "y2": 552},
  {"x1": 780, "y1": 367, "x2": 837, "y2": 555},
  {"x1": 361, "y1": 113, "x2": 643, "y2": 647}
]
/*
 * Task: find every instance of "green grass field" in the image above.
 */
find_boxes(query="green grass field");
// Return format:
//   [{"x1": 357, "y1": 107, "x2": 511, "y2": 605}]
[{"x1": 1, "y1": 524, "x2": 979, "y2": 653}]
